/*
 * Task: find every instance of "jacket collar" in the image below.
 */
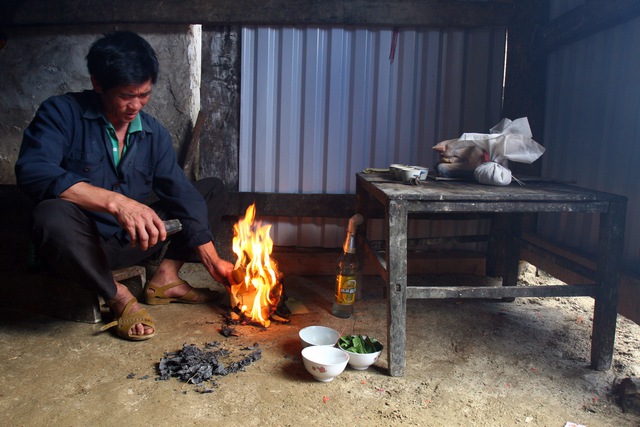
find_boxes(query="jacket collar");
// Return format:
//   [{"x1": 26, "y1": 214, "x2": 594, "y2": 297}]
[{"x1": 79, "y1": 90, "x2": 153, "y2": 135}]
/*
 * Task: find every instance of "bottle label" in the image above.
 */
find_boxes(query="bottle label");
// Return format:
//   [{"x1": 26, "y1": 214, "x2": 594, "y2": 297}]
[{"x1": 335, "y1": 274, "x2": 357, "y2": 305}]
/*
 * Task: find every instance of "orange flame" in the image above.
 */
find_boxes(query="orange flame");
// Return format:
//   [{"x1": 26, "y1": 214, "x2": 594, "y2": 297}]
[{"x1": 230, "y1": 203, "x2": 281, "y2": 327}]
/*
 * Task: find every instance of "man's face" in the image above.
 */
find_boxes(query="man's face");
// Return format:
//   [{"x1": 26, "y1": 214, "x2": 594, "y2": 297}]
[{"x1": 92, "y1": 78, "x2": 153, "y2": 128}]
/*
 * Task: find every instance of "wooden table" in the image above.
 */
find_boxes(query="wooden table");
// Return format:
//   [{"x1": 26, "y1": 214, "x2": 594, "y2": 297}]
[{"x1": 355, "y1": 172, "x2": 627, "y2": 377}]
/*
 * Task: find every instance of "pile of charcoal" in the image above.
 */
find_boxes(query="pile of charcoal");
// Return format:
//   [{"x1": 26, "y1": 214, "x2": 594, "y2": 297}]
[{"x1": 157, "y1": 341, "x2": 262, "y2": 390}]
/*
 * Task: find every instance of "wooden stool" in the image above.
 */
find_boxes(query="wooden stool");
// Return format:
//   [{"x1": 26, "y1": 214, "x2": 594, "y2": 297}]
[{"x1": 45, "y1": 265, "x2": 147, "y2": 324}]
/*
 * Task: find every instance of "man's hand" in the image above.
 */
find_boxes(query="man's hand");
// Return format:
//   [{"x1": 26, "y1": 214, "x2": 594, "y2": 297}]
[
  {"x1": 60, "y1": 182, "x2": 167, "y2": 250},
  {"x1": 112, "y1": 198, "x2": 167, "y2": 250},
  {"x1": 196, "y1": 241, "x2": 234, "y2": 291}
]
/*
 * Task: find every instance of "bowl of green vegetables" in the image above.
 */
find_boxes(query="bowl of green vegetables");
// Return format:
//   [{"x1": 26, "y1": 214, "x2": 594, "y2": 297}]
[{"x1": 337, "y1": 334, "x2": 383, "y2": 371}]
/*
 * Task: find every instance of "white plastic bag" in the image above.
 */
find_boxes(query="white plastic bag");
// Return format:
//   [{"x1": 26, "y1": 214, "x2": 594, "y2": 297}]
[
  {"x1": 440, "y1": 117, "x2": 545, "y2": 185},
  {"x1": 461, "y1": 118, "x2": 544, "y2": 165},
  {"x1": 474, "y1": 162, "x2": 512, "y2": 186}
]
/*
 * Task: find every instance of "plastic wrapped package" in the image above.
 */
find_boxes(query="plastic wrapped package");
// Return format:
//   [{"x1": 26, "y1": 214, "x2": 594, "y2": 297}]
[{"x1": 433, "y1": 117, "x2": 545, "y2": 185}]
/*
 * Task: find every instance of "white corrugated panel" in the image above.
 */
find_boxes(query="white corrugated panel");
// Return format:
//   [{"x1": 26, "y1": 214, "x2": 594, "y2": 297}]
[
  {"x1": 541, "y1": 15, "x2": 640, "y2": 271},
  {"x1": 240, "y1": 26, "x2": 506, "y2": 247}
]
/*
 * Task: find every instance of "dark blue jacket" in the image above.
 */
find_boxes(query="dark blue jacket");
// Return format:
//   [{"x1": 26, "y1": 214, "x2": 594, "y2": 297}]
[{"x1": 15, "y1": 90, "x2": 213, "y2": 247}]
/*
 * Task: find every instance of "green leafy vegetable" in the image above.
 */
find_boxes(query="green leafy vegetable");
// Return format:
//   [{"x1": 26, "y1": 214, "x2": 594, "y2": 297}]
[{"x1": 338, "y1": 335, "x2": 382, "y2": 354}]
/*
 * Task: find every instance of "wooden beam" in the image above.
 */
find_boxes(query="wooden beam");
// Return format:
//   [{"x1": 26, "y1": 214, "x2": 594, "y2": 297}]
[
  {"x1": 224, "y1": 191, "x2": 356, "y2": 218},
  {"x1": 501, "y1": 0, "x2": 549, "y2": 177},
  {"x1": 1, "y1": 0, "x2": 514, "y2": 27},
  {"x1": 520, "y1": 231, "x2": 640, "y2": 325},
  {"x1": 273, "y1": 247, "x2": 486, "y2": 276},
  {"x1": 520, "y1": 237, "x2": 598, "y2": 282},
  {"x1": 199, "y1": 27, "x2": 241, "y2": 191},
  {"x1": 539, "y1": 0, "x2": 640, "y2": 54},
  {"x1": 405, "y1": 283, "x2": 598, "y2": 299},
  {"x1": 180, "y1": 110, "x2": 205, "y2": 182}
]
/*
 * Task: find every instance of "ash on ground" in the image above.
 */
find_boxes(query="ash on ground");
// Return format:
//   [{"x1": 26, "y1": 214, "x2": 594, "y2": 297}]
[{"x1": 157, "y1": 341, "x2": 262, "y2": 392}]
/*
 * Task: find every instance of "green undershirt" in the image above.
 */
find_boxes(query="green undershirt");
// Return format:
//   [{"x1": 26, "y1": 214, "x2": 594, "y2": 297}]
[{"x1": 105, "y1": 114, "x2": 142, "y2": 167}]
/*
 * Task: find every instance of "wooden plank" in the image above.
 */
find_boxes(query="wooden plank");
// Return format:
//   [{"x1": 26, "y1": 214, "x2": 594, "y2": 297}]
[
  {"x1": 539, "y1": 0, "x2": 640, "y2": 54},
  {"x1": 520, "y1": 232, "x2": 639, "y2": 325},
  {"x1": 216, "y1": 192, "x2": 354, "y2": 262},
  {"x1": 522, "y1": 232, "x2": 597, "y2": 271},
  {"x1": 1, "y1": 0, "x2": 514, "y2": 27},
  {"x1": 224, "y1": 191, "x2": 356, "y2": 218},
  {"x1": 405, "y1": 283, "x2": 598, "y2": 299},
  {"x1": 520, "y1": 235, "x2": 598, "y2": 282},
  {"x1": 272, "y1": 248, "x2": 339, "y2": 277},
  {"x1": 272, "y1": 246, "x2": 485, "y2": 279},
  {"x1": 619, "y1": 275, "x2": 640, "y2": 325},
  {"x1": 359, "y1": 173, "x2": 626, "y2": 204},
  {"x1": 520, "y1": 246, "x2": 594, "y2": 285},
  {"x1": 364, "y1": 238, "x2": 388, "y2": 279},
  {"x1": 366, "y1": 235, "x2": 489, "y2": 254}
]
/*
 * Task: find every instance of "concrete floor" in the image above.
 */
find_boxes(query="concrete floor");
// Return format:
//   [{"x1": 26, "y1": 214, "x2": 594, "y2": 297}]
[{"x1": 1, "y1": 261, "x2": 639, "y2": 426}]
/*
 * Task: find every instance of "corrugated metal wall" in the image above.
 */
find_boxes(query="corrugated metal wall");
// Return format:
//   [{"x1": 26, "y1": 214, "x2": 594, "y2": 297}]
[
  {"x1": 549, "y1": 0, "x2": 585, "y2": 19},
  {"x1": 240, "y1": 26, "x2": 506, "y2": 247},
  {"x1": 541, "y1": 12, "x2": 640, "y2": 271}
]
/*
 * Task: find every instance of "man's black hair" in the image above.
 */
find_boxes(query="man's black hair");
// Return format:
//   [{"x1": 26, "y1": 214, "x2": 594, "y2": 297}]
[{"x1": 86, "y1": 31, "x2": 159, "y2": 91}]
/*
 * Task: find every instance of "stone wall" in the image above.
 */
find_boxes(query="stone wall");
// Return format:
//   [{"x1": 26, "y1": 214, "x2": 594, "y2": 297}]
[{"x1": 0, "y1": 25, "x2": 198, "y2": 184}]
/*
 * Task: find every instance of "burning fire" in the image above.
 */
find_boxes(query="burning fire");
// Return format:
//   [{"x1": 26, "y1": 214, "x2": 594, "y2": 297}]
[{"x1": 230, "y1": 203, "x2": 282, "y2": 327}]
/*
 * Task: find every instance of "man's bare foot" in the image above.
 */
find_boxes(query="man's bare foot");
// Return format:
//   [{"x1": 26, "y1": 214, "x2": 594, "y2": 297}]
[
  {"x1": 148, "y1": 279, "x2": 196, "y2": 299},
  {"x1": 145, "y1": 258, "x2": 222, "y2": 305},
  {"x1": 106, "y1": 282, "x2": 155, "y2": 337},
  {"x1": 147, "y1": 259, "x2": 196, "y2": 300}
]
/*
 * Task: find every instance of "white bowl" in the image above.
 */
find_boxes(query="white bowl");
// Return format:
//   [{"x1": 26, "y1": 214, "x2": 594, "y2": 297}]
[
  {"x1": 299, "y1": 326, "x2": 340, "y2": 348},
  {"x1": 340, "y1": 346, "x2": 383, "y2": 370},
  {"x1": 397, "y1": 167, "x2": 421, "y2": 182},
  {"x1": 409, "y1": 165, "x2": 429, "y2": 181},
  {"x1": 337, "y1": 335, "x2": 384, "y2": 370},
  {"x1": 389, "y1": 164, "x2": 408, "y2": 179},
  {"x1": 301, "y1": 345, "x2": 349, "y2": 382}
]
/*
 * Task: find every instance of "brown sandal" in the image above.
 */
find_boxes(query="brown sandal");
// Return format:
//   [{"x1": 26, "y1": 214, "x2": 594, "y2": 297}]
[
  {"x1": 144, "y1": 279, "x2": 218, "y2": 305},
  {"x1": 100, "y1": 298, "x2": 155, "y2": 341}
]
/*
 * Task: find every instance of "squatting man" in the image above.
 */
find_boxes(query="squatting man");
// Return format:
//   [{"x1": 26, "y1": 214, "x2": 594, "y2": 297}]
[{"x1": 15, "y1": 31, "x2": 235, "y2": 340}]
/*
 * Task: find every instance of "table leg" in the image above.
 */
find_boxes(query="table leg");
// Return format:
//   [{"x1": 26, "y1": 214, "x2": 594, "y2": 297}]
[
  {"x1": 355, "y1": 179, "x2": 368, "y2": 266},
  {"x1": 486, "y1": 213, "x2": 507, "y2": 278},
  {"x1": 486, "y1": 213, "x2": 521, "y2": 282},
  {"x1": 487, "y1": 213, "x2": 520, "y2": 301},
  {"x1": 386, "y1": 201, "x2": 408, "y2": 377},
  {"x1": 503, "y1": 213, "x2": 522, "y2": 288},
  {"x1": 591, "y1": 200, "x2": 626, "y2": 370}
]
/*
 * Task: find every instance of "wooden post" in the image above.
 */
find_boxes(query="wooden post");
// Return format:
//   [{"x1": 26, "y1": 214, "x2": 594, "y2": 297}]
[
  {"x1": 387, "y1": 200, "x2": 408, "y2": 377},
  {"x1": 591, "y1": 199, "x2": 626, "y2": 370},
  {"x1": 503, "y1": 213, "x2": 522, "y2": 288},
  {"x1": 486, "y1": 213, "x2": 509, "y2": 277},
  {"x1": 199, "y1": 26, "x2": 241, "y2": 191},
  {"x1": 501, "y1": 0, "x2": 550, "y2": 177}
]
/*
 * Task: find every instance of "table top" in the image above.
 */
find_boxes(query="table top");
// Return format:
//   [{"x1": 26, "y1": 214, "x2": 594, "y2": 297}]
[{"x1": 357, "y1": 172, "x2": 627, "y2": 204}]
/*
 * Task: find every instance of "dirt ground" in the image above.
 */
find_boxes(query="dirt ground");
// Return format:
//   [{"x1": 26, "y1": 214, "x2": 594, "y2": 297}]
[{"x1": 0, "y1": 262, "x2": 639, "y2": 426}]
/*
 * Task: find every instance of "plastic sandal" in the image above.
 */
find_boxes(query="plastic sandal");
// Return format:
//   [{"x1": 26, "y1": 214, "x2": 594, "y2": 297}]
[
  {"x1": 144, "y1": 279, "x2": 217, "y2": 305},
  {"x1": 100, "y1": 298, "x2": 155, "y2": 341}
]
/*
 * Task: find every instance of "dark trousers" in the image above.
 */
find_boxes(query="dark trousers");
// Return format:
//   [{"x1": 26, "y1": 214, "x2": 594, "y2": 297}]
[{"x1": 30, "y1": 177, "x2": 227, "y2": 300}]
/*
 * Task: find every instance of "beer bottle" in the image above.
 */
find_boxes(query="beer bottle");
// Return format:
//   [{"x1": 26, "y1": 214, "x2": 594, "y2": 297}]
[{"x1": 332, "y1": 214, "x2": 363, "y2": 318}]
